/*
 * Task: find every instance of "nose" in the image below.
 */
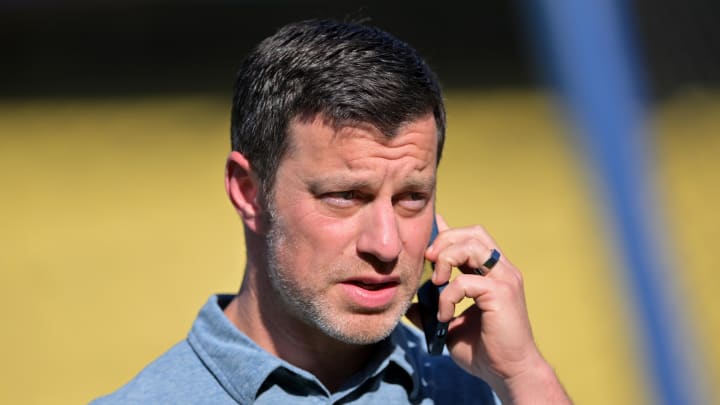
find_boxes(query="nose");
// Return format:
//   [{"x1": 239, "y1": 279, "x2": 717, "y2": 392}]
[{"x1": 356, "y1": 201, "x2": 402, "y2": 263}]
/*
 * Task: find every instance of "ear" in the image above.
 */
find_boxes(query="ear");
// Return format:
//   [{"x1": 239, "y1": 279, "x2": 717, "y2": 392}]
[{"x1": 225, "y1": 151, "x2": 265, "y2": 234}]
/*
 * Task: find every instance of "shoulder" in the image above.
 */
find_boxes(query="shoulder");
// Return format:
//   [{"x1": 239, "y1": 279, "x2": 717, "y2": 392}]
[
  {"x1": 91, "y1": 340, "x2": 233, "y2": 405},
  {"x1": 393, "y1": 323, "x2": 499, "y2": 404}
]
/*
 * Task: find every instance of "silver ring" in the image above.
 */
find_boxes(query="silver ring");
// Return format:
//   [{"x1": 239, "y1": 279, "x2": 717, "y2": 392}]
[{"x1": 474, "y1": 249, "x2": 501, "y2": 276}]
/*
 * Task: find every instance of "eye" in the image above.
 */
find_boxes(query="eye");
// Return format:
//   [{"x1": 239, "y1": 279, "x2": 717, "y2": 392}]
[
  {"x1": 321, "y1": 191, "x2": 361, "y2": 208},
  {"x1": 396, "y1": 192, "x2": 429, "y2": 212}
]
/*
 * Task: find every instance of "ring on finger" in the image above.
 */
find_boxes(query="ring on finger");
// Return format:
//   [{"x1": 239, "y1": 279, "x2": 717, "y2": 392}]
[{"x1": 474, "y1": 249, "x2": 501, "y2": 276}]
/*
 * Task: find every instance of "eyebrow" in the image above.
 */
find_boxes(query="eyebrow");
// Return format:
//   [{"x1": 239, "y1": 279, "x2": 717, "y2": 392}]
[
  {"x1": 307, "y1": 175, "x2": 435, "y2": 195},
  {"x1": 401, "y1": 177, "x2": 436, "y2": 191},
  {"x1": 307, "y1": 177, "x2": 374, "y2": 194}
]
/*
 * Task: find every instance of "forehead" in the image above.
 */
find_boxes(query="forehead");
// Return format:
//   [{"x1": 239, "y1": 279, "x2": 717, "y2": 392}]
[{"x1": 285, "y1": 114, "x2": 438, "y2": 165}]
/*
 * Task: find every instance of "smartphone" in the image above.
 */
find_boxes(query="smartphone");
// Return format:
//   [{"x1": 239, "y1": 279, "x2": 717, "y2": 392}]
[{"x1": 417, "y1": 218, "x2": 449, "y2": 355}]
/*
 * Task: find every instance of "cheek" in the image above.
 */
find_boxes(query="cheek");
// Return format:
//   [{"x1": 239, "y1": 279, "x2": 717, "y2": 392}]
[
  {"x1": 281, "y1": 210, "x2": 359, "y2": 264},
  {"x1": 292, "y1": 204, "x2": 360, "y2": 244},
  {"x1": 400, "y1": 218, "x2": 433, "y2": 257}
]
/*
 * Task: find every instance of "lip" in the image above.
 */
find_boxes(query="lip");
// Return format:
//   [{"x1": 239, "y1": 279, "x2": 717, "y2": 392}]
[{"x1": 340, "y1": 277, "x2": 401, "y2": 310}]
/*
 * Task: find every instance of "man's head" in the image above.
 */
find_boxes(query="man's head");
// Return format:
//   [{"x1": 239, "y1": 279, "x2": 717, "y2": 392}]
[
  {"x1": 230, "y1": 19, "x2": 446, "y2": 200},
  {"x1": 227, "y1": 20, "x2": 445, "y2": 346}
]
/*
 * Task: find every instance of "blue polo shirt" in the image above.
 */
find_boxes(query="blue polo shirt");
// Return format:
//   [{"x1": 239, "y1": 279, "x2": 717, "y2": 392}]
[{"x1": 92, "y1": 295, "x2": 499, "y2": 404}]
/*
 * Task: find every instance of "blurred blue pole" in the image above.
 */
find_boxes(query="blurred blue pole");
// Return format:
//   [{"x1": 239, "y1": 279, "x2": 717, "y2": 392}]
[{"x1": 526, "y1": 1, "x2": 705, "y2": 404}]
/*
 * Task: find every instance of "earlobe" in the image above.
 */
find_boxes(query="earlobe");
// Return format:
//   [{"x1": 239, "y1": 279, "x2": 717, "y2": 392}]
[{"x1": 225, "y1": 151, "x2": 265, "y2": 233}]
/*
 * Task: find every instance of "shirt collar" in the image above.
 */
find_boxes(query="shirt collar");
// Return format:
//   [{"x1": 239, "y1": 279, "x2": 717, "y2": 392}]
[
  {"x1": 188, "y1": 295, "x2": 284, "y2": 404},
  {"x1": 386, "y1": 320, "x2": 425, "y2": 398},
  {"x1": 187, "y1": 294, "x2": 420, "y2": 402}
]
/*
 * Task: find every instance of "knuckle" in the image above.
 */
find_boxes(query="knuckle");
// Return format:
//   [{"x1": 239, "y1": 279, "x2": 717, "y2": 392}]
[
  {"x1": 437, "y1": 251, "x2": 455, "y2": 268},
  {"x1": 463, "y1": 243, "x2": 476, "y2": 262},
  {"x1": 449, "y1": 275, "x2": 473, "y2": 298},
  {"x1": 470, "y1": 224, "x2": 486, "y2": 235},
  {"x1": 436, "y1": 250, "x2": 448, "y2": 264},
  {"x1": 496, "y1": 282, "x2": 513, "y2": 296},
  {"x1": 509, "y1": 267, "x2": 524, "y2": 287},
  {"x1": 470, "y1": 238, "x2": 485, "y2": 250},
  {"x1": 499, "y1": 272, "x2": 523, "y2": 294}
]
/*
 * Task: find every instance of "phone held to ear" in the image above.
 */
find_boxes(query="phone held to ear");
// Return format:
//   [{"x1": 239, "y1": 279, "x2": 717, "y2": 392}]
[{"x1": 417, "y1": 218, "x2": 449, "y2": 355}]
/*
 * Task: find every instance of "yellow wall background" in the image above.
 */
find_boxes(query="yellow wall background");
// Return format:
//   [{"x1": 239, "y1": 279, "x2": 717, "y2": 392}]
[{"x1": 1, "y1": 90, "x2": 717, "y2": 404}]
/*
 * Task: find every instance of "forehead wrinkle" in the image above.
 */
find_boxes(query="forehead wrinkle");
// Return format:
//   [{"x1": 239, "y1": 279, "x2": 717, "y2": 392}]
[
  {"x1": 339, "y1": 155, "x2": 433, "y2": 193},
  {"x1": 330, "y1": 121, "x2": 434, "y2": 157},
  {"x1": 337, "y1": 133, "x2": 435, "y2": 175},
  {"x1": 292, "y1": 114, "x2": 436, "y2": 162},
  {"x1": 343, "y1": 144, "x2": 433, "y2": 167},
  {"x1": 286, "y1": 113, "x2": 437, "y2": 184}
]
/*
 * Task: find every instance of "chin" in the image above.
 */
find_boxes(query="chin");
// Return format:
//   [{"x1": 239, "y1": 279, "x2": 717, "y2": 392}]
[{"x1": 320, "y1": 307, "x2": 407, "y2": 345}]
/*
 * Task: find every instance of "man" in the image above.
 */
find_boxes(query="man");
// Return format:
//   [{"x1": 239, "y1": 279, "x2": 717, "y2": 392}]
[{"x1": 94, "y1": 19, "x2": 571, "y2": 404}]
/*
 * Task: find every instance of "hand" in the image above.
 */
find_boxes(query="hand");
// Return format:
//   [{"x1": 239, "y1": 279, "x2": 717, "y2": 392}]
[{"x1": 408, "y1": 214, "x2": 571, "y2": 404}]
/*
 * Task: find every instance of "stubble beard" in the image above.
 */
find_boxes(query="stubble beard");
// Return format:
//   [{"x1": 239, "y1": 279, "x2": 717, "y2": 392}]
[{"x1": 263, "y1": 203, "x2": 414, "y2": 345}]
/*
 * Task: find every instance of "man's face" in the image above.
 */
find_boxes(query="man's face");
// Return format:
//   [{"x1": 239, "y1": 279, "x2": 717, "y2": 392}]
[{"x1": 264, "y1": 114, "x2": 437, "y2": 345}]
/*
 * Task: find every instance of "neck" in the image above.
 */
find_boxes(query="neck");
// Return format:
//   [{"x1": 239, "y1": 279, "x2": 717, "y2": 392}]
[{"x1": 224, "y1": 264, "x2": 379, "y2": 392}]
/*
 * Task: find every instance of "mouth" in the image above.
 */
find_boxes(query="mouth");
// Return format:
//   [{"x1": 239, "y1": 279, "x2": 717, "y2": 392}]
[
  {"x1": 347, "y1": 280, "x2": 399, "y2": 291},
  {"x1": 340, "y1": 277, "x2": 401, "y2": 309}
]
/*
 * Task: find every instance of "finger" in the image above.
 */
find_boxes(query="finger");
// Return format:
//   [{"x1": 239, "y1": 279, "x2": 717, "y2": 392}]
[
  {"x1": 426, "y1": 225, "x2": 497, "y2": 260},
  {"x1": 473, "y1": 225, "x2": 500, "y2": 252},
  {"x1": 473, "y1": 248, "x2": 502, "y2": 277},
  {"x1": 435, "y1": 213, "x2": 450, "y2": 231},
  {"x1": 432, "y1": 239, "x2": 497, "y2": 284},
  {"x1": 436, "y1": 274, "x2": 496, "y2": 322},
  {"x1": 445, "y1": 304, "x2": 483, "y2": 347}
]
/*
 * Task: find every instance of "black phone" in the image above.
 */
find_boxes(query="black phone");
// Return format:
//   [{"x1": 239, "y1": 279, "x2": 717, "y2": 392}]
[{"x1": 417, "y1": 218, "x2": 449, "y2": 355}]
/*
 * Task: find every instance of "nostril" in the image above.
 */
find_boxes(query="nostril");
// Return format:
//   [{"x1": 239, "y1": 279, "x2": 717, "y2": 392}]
[{"x1": 357, "y1": 252, "x2": 398, "y2": 273}]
